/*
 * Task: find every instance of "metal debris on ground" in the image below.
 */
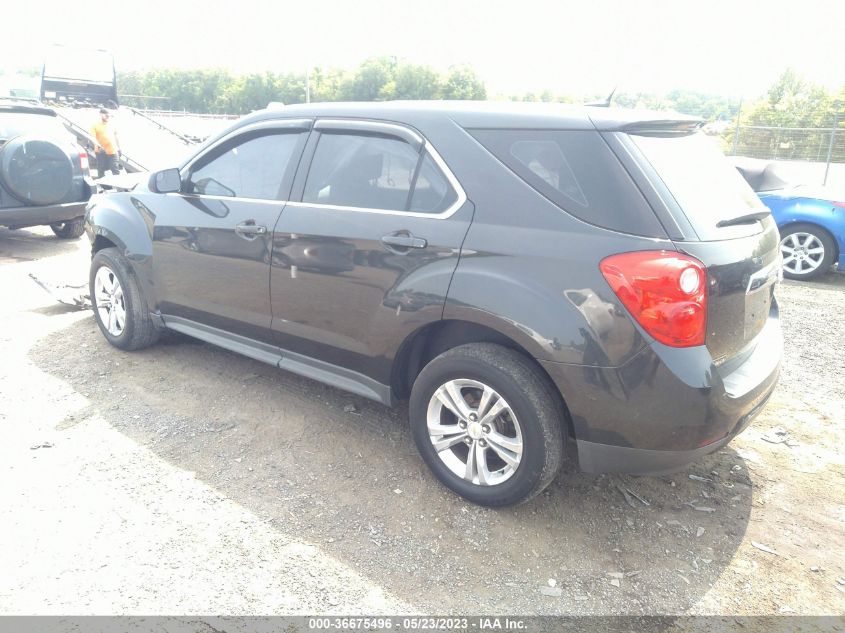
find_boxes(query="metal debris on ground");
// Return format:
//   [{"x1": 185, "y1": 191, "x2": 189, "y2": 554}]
[
  {"x1": 28, "y1": 273, "x2": 90, "y2": 309},
  {"x1": 696, "y1": 527, "x2": 705, "y2": 537},
  {"x1": 616, "y1": 484, "x2": 637, "y2": 509},
  {"x1": 29, "y1": 442, "x2": 54, "y2": 450},
  {"x1": 689, "y1": 474, "x2": 713, "y2": 483},
  {"x1": 539, "y1": 586, "x2": 562, "y2": 597},
  {"x1": 761, "y1": 427, "x2": 790, "y2": 444},
  {"x1": 626, "y1": 488, "x2": 650, "y2": 506},
  {"x1": 751, "y1": 541, "x2": 779, "y2": 556},
  {"x1": 343, "y1": 403, "x2": 360, "y2": 414}
]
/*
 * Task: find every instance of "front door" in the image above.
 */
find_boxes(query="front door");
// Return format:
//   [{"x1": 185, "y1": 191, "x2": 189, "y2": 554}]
[{"x1": 150, "y1": 121, "x2": 310, "y2": 343}]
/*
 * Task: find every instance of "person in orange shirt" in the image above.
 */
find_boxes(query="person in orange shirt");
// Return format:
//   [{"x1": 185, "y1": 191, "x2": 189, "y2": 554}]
[{"x1": 90, "y1": 108, "x2": 121, "y2": 178}]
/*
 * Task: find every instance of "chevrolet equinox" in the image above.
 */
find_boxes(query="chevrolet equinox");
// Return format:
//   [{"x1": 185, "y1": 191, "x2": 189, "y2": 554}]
[{"x1": 84, "y1": 102, "x2": 782, "y2": 506}]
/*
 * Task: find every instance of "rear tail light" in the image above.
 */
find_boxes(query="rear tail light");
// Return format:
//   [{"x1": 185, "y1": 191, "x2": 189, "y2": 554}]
[
  {"x1": 76, "y1": 145, "x2": 90, "y2": 173},
  {"x1": 600, "y1": 250, "x2": 707, "y2": 347}
]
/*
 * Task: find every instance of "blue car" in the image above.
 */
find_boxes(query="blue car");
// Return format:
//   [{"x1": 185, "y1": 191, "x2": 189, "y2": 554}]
[{"x1": 735, "y1": 158, "x2": 845, "y2": 280}]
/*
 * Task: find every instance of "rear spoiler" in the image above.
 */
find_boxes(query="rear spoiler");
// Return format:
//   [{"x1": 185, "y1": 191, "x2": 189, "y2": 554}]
[{"x1": 620, "y1": 119, "x2": 703, "y2": 136}]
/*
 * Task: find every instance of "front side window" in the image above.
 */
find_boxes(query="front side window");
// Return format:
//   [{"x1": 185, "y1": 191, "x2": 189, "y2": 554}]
[
  {"x1": 188, "y1": 131, "x2": 302, "y2": 200},
  {"x1": 302, "y1": 131, "x2": 456, "y2": 214}
]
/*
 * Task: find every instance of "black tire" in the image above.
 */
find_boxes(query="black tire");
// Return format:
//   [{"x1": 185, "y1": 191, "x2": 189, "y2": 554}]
[
  {"x1": 50, "y1": 218, "x2": 85, "y2": 239},
  {"x1": 779, "y1": 223, "x2": 836, "y2": 281},
  {"x1": 89, "y1": 247, "x2": 160, "y2": 351},
  {"x1": 409, "y1": 343, "x2": 565, "y2": 507}
]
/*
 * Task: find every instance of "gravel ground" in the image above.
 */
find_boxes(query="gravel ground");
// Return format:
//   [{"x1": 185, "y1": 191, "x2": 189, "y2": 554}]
[{"x1": 0, "y1": 226, "x2": 843, "y2": 616}]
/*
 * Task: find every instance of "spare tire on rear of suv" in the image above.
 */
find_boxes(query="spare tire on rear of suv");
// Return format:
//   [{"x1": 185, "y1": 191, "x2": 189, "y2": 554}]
[{"x1": 0, "y1": 135, "x2": 74, "y2": 206}]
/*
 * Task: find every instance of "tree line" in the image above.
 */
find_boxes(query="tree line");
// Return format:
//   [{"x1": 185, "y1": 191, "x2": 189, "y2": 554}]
[
  {"x1": 723, "y1": 69, "x2": 845, "y2": 162},
  {"x1": 117, "y1": 58, "x2": 486, "y2": 113}
]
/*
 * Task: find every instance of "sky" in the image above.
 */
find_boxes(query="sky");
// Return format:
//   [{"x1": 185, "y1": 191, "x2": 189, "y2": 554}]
[{"x1": 2, "y1": 0, "x2": 843, "y2": 99}]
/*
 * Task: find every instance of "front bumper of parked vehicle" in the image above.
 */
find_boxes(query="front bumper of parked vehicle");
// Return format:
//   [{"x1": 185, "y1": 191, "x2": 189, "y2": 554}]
[
  {"x1": 0, "y1": 201, "x2": 88, "y2": 229},
  {"x1": 540, "y1": 311, "x2": 782, "y2": 475}
]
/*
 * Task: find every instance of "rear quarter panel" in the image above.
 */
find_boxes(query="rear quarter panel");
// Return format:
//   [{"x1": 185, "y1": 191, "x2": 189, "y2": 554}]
[
  {"x1": 760, "y1": 193, "x2": 845, "y2": 256},
  {"x1": 435, "y1": 122, "x2": 662, "y2": 368}
]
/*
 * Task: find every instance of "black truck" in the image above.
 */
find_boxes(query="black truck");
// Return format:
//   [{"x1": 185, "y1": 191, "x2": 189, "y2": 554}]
[{"x1": 40, "y1": 45, "x2": 118, "y2": 108}]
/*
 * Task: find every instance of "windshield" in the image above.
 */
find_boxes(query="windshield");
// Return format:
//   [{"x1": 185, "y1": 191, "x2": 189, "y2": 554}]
[
  {"x1": 630, "y1": 131, "x2": 767, "y2": 240},
  {"x1": 0, "y1": 113, "x2": 68, "y2": 142}
]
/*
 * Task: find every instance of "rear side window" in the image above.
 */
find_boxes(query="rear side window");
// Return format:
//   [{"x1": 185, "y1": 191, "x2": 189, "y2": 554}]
[
  {"x1": 302, "y1": 132, "x2": 456, "y2": 214},
  {"x1": 469, "y1": 129, "x2": 664, "y2": 237},
  {"x1": 629, "y1": 132, "x2": 767, "y2": 241},
  {"x1": 409, "y1": 154, "x2": 458, "y2": 212}
]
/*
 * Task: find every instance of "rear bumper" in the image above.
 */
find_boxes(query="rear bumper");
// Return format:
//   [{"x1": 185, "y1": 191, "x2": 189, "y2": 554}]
[
  {"x1": 540, "y1": 312, "x2": 782, "y2": 475},
  {"x1": 575, "y1": 391, "x2": 771, "y2": 475},
  {"x1": 0, "y1": 201, "x2": 87, "y2": 228}
]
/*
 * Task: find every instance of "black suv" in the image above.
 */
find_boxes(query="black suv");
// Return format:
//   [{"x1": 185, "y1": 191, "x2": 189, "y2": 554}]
[
  {"x1": 84, "y1": 102, "x2": 782, "y2": 506},
  {"x1": 0, "y1": 99, "x2": 94, "y2": 238}
]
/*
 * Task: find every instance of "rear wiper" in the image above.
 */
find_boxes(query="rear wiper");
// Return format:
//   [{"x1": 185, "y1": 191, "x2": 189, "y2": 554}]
[{"x1": 716, "y1": 211, "x2": 770, "y2": 228}]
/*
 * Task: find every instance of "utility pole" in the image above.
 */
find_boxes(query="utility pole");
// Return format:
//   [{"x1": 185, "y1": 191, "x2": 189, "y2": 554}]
[
  {"x1": 305, "y1": 66, "x2": 311, "y2": 104},
  {"x1": 731, "y1": 97, "x2": 743, "y2": 156},
  {"x1": 823, "y1": 103, "x2": 841, "y2": 186}
]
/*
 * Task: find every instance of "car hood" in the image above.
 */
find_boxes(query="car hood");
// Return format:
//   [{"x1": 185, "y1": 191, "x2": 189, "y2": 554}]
[{"x1": 96, "y1": 172, "x2": 148, "y2": 192}]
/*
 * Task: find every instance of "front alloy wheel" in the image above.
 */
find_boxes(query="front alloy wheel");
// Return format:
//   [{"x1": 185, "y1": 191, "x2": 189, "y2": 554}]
[
  {"x1": 427, "y1": 379, "x2": 523, "y2": 486},
  {"x1": 779, "y1": 223, "x2": 835, "y2": 280},
  {"x1": 89, "y1": 247, "x2": 160, "y2": 350},
  {"x1": 781, "y1": 232, "x2": 824, "y2": 276},
  {"x1": 94, "y1": 266, "x2": 126, "y2": 337}
]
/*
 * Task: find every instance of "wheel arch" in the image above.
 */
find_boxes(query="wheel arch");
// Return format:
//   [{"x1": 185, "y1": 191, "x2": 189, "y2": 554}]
[
  {"x1": 390, "y1": 318, "x2": 575, "y2": 438},
  {"x1": 86, "y1": 195, "x2": 157, "y2": 311},
  {"x1": 86, "y1": 194, "x2": 154, "y2": 260}
]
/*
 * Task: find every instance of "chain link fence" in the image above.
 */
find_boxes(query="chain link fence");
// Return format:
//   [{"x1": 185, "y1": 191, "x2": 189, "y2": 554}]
[{"x1": 718, "y1": 118, "x2": 845, "y2": 187}]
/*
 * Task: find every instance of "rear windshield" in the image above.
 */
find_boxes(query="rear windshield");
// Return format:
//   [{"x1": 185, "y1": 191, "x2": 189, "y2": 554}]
[
  {"x1": 0, "y1": 113, "x2": 68, "y2": 142},
  {"x1": 629, "y1": 132, "x2": 767, "y2": 240},
  {"x1": 469, "y1": 129, "x2": 665, "y2": 237}
]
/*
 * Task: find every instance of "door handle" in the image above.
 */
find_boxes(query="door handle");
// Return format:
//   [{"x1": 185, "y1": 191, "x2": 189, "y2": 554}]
[
  {"x1": 381, "y1": 234, "x2": 427, "y2": 250},
  {"x1": 235, "y1": 222, "x2": 268, "y2": 237}
]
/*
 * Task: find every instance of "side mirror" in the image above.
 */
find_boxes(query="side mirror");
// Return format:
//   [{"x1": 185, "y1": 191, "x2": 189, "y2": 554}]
[{"x1": 150, "y1": 168, "x2": 182, "y2": 194}]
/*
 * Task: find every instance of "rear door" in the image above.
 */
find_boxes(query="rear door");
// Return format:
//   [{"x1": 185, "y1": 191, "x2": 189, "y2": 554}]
[
  {"x1": 616, "y1": 129, "x2": 780, "y2": 363},
  {"x1": 150, "y1": 119, "x2": 310, "y2": 343},
  {"x1": 269, "y1": 119, "x2": 473, "y2": 385}
]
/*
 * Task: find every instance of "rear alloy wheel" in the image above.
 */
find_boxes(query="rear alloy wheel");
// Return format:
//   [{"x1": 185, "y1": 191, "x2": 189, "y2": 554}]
[
  {"x1": 779, "y1": 223, "x2": 835, "y2": 280},
  {"x1": 410, "y1": 343, "x2": 564, "y2": 506},
  {"x1": 50, "y1": 218, "x2": 85, "y2": 239},
  {"x1": 426, "y1": 379, "x2": 524, "y2": 486}
]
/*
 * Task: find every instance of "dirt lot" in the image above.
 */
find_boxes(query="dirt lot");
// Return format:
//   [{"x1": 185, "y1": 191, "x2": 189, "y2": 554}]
[{"x1": 1, "y1": 225, "x2": 844, "y2": 616}]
